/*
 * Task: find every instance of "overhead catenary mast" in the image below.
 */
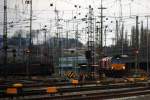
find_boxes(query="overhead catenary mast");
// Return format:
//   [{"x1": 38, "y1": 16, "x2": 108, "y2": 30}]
[
  {"x1": 135, "y1": 16, "x2": 139, "y2": 73},
  {"x1": 25, "y1": 0, "x2": 33, "y2": 78},
  {"x1": 121, "y1": 22, "x2": 124, "y2": 55},
  {"x1": 87, "y1": 5, "x2": 95, "y2": 64},
  {"x1": 29, "y1": 0, "x2": 33, "y2": 50},
  {"x1": 119, "y1": 0, "x2": 124, "y2": 55},
  {"x1": 53, "y1": 5, "x2": 62, "y2": 76},
  {"x1": 115, "y1": 20, "x2": 119, "y2": 45},
  {"x1": 3, "y1": 0, "x2": 8, "y2": 64},
  {"x1": 25, "y1": 0, "x2": 33, "y2": 49},
  {"x1": 98, "y1": 0, "x2": 106, "y2": 59},
  {"x1": 145, "y1": 16, "x2": 149, "y2": 74}
]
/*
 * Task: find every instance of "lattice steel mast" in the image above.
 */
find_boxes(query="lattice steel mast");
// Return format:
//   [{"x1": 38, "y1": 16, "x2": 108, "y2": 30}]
[{"x1": 3, "y1": 0, "x2": 8, "y2": 64}]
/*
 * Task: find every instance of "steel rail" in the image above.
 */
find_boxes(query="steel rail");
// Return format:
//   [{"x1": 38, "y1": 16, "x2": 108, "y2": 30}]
[
  {"x1": 0, "y1": 82, "x2": 149, "y2": 99},
  {"x1": 23, "y1": 86, "x2": 150, "y2": 100}
]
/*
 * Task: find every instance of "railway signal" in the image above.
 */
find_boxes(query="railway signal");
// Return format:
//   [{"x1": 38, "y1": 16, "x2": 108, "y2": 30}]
[{"x1": 134, "y1": 49, "x2": 139, "y2": 55}]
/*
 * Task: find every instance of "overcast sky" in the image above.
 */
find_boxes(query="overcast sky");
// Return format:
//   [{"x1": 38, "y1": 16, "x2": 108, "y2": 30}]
[{"x1": 0, "y1": 0, "x2": 150, "y2": 45}]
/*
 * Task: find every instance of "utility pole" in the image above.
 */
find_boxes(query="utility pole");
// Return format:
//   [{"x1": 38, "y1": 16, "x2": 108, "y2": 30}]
[
  {"x1": 97, "y1": 0, "x2": 106, "y2": 78},
  {"x1": 42, "y1": 25, "x2": 47, "y2": 64},
  {"x1": 98, "y1": 0, "x2": 106, "y2": 59},
  {"x1": 29, "y1": 0, "x2": 32, "y2": 48},
  {"x1": 29, "y1": 0, "x2": 32, "y2": 79},
  {"x1": 3, "y1": 0, "x2": 8, "y2": 64},
  {"x1": 135, "y1": 16, "x2": 139, "y2": 73},
  {"x1": 146, "y1": 16, "x2": 149, "y2": 74},
  {"x1": 115, "y1": 20, "x2": 119, "y2": 45},
  {"x1": 136, "y1": 16, "x2": 139, "y2": 50},
  {"x1": 25, "y1": 0, "x2": 33, "y2": 78},
  {"x1": 115, "y1": 20, "x2": 119, "y2": 55},
  {"x1": 75, "y1": 20, "x2": 79, "y2": 74},
  {"x1": 121, "y1": 23, "x2": 124, "y2": 55},
  {"x1": 119, "y1": 0, "x2": 123, "y2": 56},
  {"x1": 74, "y1": 5, "x2": 81, "y2": 74},
  {"x1": 86, "y1": 5, "x2": 95, "y2": 79},
  {"x1": 87, "y1": 5, "x2": 94, "y2": 64},
  {"x1": 44, "y1": 26, "x2": 47, "y2": 47},
  {"x1": 65, "y1": 20, "x2": 69, "y2": 75},
  {"x1": 53, "y1": 6, "x2": 60, "y2": 75},
  {"x1": 119, "y1": 0, "x2": 123, "y2": 22},
  {"x1": 104, "y1": 26, "x2": 107, "y2": 56},
  {"x1": 54, "y1": 7, "x2": 63, "y2": 76}
]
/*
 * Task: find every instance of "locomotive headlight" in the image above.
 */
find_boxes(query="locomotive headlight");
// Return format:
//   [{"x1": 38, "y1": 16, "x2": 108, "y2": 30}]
[{"x1": 123, "y1": 66, "x2": 125, "y2": 70}]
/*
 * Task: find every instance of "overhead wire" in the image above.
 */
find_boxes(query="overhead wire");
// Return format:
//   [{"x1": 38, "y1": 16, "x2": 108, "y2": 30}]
[{"x1": 1, "y1": 0, "x2": 150, "y2": 44}]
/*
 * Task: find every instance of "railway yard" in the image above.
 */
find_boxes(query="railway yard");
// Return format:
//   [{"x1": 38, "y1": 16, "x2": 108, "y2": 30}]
[
  {"x1": 0, "y1": 77, "x2": 150, "y2": 100},
  {"x1": 1, "y1": 0, "x2": 150, "y2": 99}
]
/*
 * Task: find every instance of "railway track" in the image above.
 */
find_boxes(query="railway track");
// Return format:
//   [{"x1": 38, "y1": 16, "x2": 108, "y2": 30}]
[
  {"x1": 1, "y1": 82, "x2": 150, "y2": 100},
  {"x1": 23, "y1": 86, "x2": 150, "y2": 100}
]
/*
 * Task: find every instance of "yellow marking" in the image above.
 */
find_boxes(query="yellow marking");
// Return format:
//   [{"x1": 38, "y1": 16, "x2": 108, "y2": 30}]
[
  {"x1": 67, "y1": 72, "x2": 72, "y2": 78},
  {"x1": 46, "y1": 87, "x2": 57, "y2": 93},
  {"x1": 69, "y1": 72, "x2": 74, "y2": 78},
  {"x1": 72, "y1": 80, "x2": 79, "y2": 84},
  {"x1": 6, "y1": 88, "x2": 17, "y2": 94},
  {"x1": 13, "y1": 83, "x2": 23, "y2": 87}
]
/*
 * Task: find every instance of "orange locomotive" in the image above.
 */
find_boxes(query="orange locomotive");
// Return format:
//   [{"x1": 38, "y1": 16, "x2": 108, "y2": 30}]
[
  {"x1": 99, "y1": 56, "x2": 126, "y2": 71},
  {"x1": 99, "y1": 56, "x2": 126, "y2": 77}
]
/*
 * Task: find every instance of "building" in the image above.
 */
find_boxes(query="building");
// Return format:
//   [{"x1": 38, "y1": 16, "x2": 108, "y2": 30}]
[{"x1": 58, "y1": 56, "x2": 87, "y2": 76}]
